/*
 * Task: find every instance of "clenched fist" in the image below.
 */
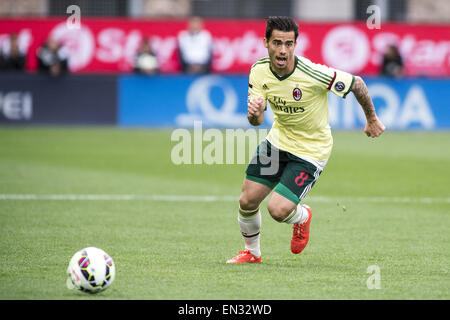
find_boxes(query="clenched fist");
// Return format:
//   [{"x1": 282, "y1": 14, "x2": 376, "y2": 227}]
[
  {"x1": 247, "y1": 97, "x2": 266, "y2": 126},
  {"x1": 364, "y1": 116, "x2": 385, "y2": 138}
]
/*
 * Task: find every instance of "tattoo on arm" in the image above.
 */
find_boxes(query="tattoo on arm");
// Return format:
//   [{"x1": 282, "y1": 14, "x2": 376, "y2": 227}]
[{"x1": 351, "y1": 76, "x2": 376, "y2": 120}]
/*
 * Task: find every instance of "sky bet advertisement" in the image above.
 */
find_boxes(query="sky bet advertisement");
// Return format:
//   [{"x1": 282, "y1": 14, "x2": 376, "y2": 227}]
[
  {"x1": 1, "y1": 18, "x2": 450, "y2": 129},
  {"x1": 118, "y1": 75, "x2": 450, "y2": 131}
]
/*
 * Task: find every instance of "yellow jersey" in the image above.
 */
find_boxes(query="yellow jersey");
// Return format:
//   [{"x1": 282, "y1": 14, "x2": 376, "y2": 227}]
[{"x1": 248, "y1": 55, "x2": 354, "y2": 166}]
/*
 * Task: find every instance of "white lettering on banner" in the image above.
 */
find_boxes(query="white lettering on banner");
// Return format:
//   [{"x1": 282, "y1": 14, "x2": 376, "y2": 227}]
[
  {"x1": 322, "y1": 26, "x2": 450, "y2": 75},
  {"x1": 176, "y1": 75, "x2": 248, "y2": 127},
  {"x1": 212, "y1": 31, "x2": 310, "y2": 71},
  {"x1": 150, "y1": 36, "x2": 178, "y2": 70},
  {"x1": 212, "y1": 39, "x2": 235, "y2": 71},
  {"x1": 367, "y1": 84, "x2": 400, "y2": 128},
  {"x1": 123, "y1": 30, "x2": 142, "y2": 68},
  {"x1": 371, "y1": 33, "x2": 450, "y2": 75},
  {"x1": 329, "y1": 93, "x2": 365, "y2": 129},
  {"x1": 213, "y1": 31, "x2": 266, "y2": 71},
  {"x1": 96, "y1": 28, "x2": 142, "y2": 67},
  {"x1": 3, "y1": 21, "x2": 445, "y2": 75},
  {"x1": 96, "y1": 28, "x2": 126, "y2": 63},
  {"x1": 174, "y1": 77, "x2": 435, "y2": 130},
  {"x1": 398, "y1": 85, "x2": 435, "y2": 129},
  {"x1": 0, "y1": 92, "x2": 33, "y2": 120},
  {"x1": 329, "y1": 84, "x2": 435, "y2": 130},
  {"x1": 50, "y1": 22, "x2": 94, "y2": 71},
  {"x1": 406, "y1": 39, "x2": 450, "y2": 71},
  {"x1": 3, "y1": 20, "x2": 450, "y2": 75},
  {"x1": 322, "y1": 26, "x2": 370, "y2": 73},
  {"x1": 343, "y1": 92, "x2": 365, "y2": 129}
]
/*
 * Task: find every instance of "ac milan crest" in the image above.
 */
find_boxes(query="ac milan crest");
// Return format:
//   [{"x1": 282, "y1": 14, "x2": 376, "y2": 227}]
[{"x1": 293, "y1": 87, "x2": 302, "y2": 101}]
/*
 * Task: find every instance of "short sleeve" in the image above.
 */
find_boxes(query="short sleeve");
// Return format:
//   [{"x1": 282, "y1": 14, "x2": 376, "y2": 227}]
[
  {"x1": 247, "y1": 67, "x2": 265, "y2": 104},
  {"x1": 328, "y1": 69, "x2": 355, "y2": 98},
  {"x1": 297, "y1": 57, "x2": 355, "y2": 98}
]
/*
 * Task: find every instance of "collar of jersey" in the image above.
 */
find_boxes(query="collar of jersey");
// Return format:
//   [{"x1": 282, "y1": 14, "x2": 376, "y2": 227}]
[{"x1": 269, "y1": 56, "x2": 298, "y2": 81}]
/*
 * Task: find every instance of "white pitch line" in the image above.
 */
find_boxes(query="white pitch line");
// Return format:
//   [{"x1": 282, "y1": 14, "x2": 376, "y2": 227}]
[{"x1": 0, "y1": 194, "x2": 449, "y2": 204}]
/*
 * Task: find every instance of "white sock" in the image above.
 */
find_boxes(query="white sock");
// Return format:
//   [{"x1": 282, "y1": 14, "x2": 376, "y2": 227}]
[
  {"x1": 283, "y1": 204, "x2": 309, "y2": 225},
  {"x1": 238, "y1": 206, "x2": 261, "y2": 257}
]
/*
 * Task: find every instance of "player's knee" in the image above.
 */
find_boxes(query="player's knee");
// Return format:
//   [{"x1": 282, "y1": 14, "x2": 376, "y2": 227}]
[
  {"x1": 239, "y1": 193, "x2": 260, "y2": 211},
  {"x1": 267, "y1": 199, "x2": 296, "y2": 222},
  {"x1": 267, "y1": 202, "x2": 289, "y2": 222}
]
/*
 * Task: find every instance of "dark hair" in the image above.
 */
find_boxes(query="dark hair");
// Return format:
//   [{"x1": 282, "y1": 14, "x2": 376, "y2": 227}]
[{"x1": 265, "y1": 16, "x2": 299, "y2": 41}]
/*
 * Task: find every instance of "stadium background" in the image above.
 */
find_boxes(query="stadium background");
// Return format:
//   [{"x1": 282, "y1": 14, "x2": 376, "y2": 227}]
[
  {"x1": 0, "y1": 0, "x2": 449, "y2": 301},
  {"x1": 1, "y1": 0, "x2": 450, "y2": 128}
]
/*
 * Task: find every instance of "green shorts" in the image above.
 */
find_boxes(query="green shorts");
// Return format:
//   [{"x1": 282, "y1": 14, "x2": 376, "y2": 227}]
[{"x1": 245, "y1": 140, "x2": 322, "y2": 204}]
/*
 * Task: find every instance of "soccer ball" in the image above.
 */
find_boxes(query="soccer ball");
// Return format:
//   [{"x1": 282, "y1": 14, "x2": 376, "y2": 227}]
[{"x1": 66, "y1": 247, "x2": 115, "y2": 293}]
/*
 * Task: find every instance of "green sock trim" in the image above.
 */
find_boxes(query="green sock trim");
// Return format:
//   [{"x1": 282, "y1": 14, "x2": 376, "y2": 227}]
[
  {"x1": 239, "y1": 206, "x2": 259, "y2": 218},
  {"x1": 274, "y1": 183, "x2": 300, "y2": 205},
  {"x1": 245, "y1": 174, "x2": 277, "y2": 190},
  {"x1": 282, "y1": 207, "x2": 298, "y2": 223}
]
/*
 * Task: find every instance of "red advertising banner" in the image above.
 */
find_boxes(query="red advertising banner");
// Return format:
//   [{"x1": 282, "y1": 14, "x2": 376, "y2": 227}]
[{"x1": 1, "y1": 17, "x2": 449, "y2": 76}]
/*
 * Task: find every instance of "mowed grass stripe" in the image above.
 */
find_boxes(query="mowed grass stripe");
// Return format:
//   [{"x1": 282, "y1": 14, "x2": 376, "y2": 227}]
[{"x1": 1, "y1": 194, "x2": 449, "y2": 204}]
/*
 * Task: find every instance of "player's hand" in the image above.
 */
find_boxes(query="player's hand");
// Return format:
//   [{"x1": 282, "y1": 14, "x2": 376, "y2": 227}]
[
  {"x1": 364, "y1": 116, "x2": 385, "y2": 138},
  {"x1": 247, "y1": 97, "x2": 265, "y2": 118}
]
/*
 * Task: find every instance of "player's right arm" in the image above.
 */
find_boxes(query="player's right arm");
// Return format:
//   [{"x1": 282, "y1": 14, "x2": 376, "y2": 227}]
[{"x1": 247, "y1": 97, "x2": 265, "y2": 126}]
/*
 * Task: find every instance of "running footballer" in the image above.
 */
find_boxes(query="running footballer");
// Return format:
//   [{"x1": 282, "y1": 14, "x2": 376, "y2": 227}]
[{"x1": 227, "y1": 16, "x2": 385, "y2": 264}]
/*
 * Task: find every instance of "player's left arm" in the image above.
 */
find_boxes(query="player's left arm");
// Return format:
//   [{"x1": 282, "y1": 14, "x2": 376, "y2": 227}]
[
  {"x1": 351, "y1": 76, "x2": 385, "y2": 138},
  {"x1": 298, "y1": 57, "x2": 385, "y2": 138}
]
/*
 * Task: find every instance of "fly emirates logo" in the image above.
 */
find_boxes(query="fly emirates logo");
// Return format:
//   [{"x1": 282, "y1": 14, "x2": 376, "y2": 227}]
[{"x1": 270, "y1": 96, "x2": 305, "y2": 114}]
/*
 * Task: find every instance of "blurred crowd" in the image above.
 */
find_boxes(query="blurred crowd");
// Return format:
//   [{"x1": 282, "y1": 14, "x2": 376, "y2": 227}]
[
  {"x1": 0, "y1": 32, "x2": 69, "y2": 77},
  {"x1": 133, "y1": 16, "x2": 212, "y2": 75},
  {"x1": 0, "y1": 17, "x2": 213, "y2": 77},
  {"x1": 0, "y1": 17, "x2": 402, "y2": 78}
]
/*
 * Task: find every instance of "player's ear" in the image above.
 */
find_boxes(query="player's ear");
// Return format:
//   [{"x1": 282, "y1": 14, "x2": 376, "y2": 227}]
[{"x1": 263, "y1": 37, "x2": 268, "y2": 48}]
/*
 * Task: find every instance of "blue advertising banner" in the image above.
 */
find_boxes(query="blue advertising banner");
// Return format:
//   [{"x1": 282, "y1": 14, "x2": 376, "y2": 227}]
[
  {"x1": 118, "y1": 75, "x2": 450, "y2": 130},
  {"x1": 329, "y1": 77, "x2": 450, "y2": 130},
  {"x1": 0, "y1": 74, "x2": 117, "y2": 125},
  {"x1": 119, "y1": 74, "x2": 254, "y2": 128}
]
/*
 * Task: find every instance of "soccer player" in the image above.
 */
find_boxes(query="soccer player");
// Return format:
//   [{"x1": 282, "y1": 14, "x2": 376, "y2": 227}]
[{"x1": 227, "y1": 16, "x2": 385, "y2": 264}]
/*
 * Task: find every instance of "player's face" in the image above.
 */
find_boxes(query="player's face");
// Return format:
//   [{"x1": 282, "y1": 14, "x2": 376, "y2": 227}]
[{"x1": 264, "y1": 30, "x2": 296, "y2": 74}]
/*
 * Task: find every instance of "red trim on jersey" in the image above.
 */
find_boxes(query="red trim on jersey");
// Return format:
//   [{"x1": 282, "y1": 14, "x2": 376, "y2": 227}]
[{"x1": 327, "y1": 71, "x2": 337, "y2": 90}]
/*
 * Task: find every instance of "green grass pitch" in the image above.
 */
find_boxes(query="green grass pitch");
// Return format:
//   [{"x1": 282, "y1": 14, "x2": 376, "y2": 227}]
[{"x1": 0, "y1": 127, "x2": 449, "y2": 299}]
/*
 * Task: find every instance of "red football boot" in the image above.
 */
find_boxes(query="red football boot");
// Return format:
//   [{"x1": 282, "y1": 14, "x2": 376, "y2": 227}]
[
  {"x1": 291, "y1": 204, "x2": 312, "y2": 254},
  {"x1": 226, "y1": 250, "x2": 261, "y2": 264}
]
